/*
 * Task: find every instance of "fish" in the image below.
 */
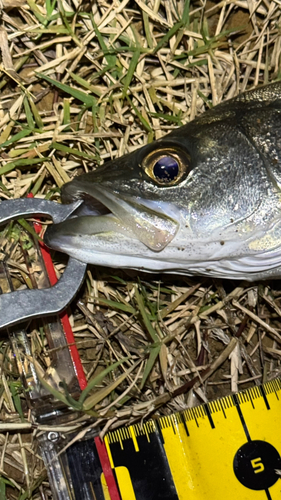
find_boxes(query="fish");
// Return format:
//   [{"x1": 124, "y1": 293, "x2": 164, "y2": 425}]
[{"x1": 44, "y1": 81, "x2": 281, "y2": 281}]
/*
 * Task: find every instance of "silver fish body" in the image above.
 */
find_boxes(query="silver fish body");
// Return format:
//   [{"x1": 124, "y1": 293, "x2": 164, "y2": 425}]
[{"x1": 44, "y1": 82, "x2": 281, "y2": 280}]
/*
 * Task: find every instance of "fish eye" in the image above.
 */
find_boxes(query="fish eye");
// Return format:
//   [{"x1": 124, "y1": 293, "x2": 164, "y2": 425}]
[
  {"x1": 153, "y1": 156, "x2": 179, "y2": 182},
  {"x1": 142, "y1": 147, "x2": 190, "y2": 186}
]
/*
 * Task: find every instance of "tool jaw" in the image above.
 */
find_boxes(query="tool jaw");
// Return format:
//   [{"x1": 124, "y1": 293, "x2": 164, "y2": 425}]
[{"x1": 0, "y1": 198, "x2": 87, "y2": 330}]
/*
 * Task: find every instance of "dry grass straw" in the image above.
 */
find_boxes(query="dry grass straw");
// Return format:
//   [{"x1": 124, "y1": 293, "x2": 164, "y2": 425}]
[{"x1": 0, "y1": 0, "x2": 280, "y2": 497}]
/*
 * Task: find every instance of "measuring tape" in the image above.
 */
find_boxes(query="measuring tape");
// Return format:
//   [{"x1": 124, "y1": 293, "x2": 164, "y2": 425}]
[{"x1": 64, "y1": 378, "x2": 281, "y2": 500}]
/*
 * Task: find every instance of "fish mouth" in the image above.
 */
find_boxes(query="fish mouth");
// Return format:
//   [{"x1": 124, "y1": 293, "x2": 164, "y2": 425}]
[
  {"x1": 44, "y1": 184, "x2": 180, "y2": 254},
  {"x1": 44, "y1": 185, "x2": 281, "y2": 280}
]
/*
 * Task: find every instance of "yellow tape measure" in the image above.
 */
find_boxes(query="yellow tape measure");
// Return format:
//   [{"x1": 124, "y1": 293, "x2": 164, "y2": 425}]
[{"x1": 99, "y1": 378, "x2": 281, "y2": 500}]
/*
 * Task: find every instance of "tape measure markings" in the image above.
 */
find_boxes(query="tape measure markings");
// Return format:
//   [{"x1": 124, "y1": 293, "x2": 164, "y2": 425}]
[
  {"x1": 142, "y1": 424, "x2": 151, "y2": 442},
  {"x1": 265, "y1": 380, "x2": 278, "y2": 397},
  {"x1": 104, "y1": 436, "x2": 114, "y2": 468},
  {"x1": 101, "y1": 378, "x2": 281, "y2": 499},
  {"x1": 130, "y1": 427, "x2": 139, "y2": 452},
  {"x1": 62, "y1": 377, "x2": 281, "y2": 499},
  {"x1": 233, "y1": 393, "x2": 251, "y2": 441},
  {"x1": 260, "y1": 385, "x2": 271, "y2": 409},
  {"x1": 181, "y1": 416, "x2": 189, "y2": 436},
  {"x1": 203, "y1": 403, "x2": 215, "y2": 428},
  {"x1": 232, "y1": 385, "x2": 281, "y2": 499},
  {"x1": 106, "y1": 422, "x2": 178, "y2": 499}
]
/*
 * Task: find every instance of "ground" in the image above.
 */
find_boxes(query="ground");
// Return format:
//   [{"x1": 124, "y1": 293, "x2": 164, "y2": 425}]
[{"x1": 0, "y1": 0, "x2": 281, "y2": 497}]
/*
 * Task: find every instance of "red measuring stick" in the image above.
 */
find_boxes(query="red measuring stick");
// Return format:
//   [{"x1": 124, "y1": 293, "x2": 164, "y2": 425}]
[
  {"x1": 27, "y1": 193, "x2": 87, "y2": 390},
  {"x1": 95, "y1": 437, "x2": 121, "y2": 500}
]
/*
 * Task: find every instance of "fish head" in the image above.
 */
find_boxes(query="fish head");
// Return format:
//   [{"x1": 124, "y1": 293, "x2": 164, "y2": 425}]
[{"x1": 44, "y1": 82, "x2": 281, "y2": 280}]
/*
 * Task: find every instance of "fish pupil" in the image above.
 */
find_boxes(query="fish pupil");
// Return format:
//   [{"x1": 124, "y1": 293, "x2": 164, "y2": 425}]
[{"x1": 153, "y1": 156, "x2": 179, "y2": 182}]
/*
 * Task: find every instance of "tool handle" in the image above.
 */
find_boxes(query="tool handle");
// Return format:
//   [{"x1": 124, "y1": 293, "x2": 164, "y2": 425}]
[
  {"x1": 0, "y1": 258, "x2": 87, "y2": 329},
  {"x1": 0, "y1": 199, "x2": 82, "y2": 225}
]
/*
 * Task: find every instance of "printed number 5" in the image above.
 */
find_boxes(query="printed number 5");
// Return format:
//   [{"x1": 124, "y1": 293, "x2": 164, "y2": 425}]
[{"x1": 251, "y1": 457, "x2": 265, "y2": 474}]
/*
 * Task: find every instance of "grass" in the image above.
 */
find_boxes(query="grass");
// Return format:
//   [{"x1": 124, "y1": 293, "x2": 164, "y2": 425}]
[{"x1": 0, "y1": 0, "x2": 281, "y2": 497}]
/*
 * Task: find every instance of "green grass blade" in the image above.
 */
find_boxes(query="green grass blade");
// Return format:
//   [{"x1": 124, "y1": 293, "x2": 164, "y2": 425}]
[
  {"x1": 51, "y1": 142, "x2": 97, "y2": 160},
  {"x1": 63, "y1": 98, "x2": 71, "y2": 131},
  {"x1": 82, "y1": 362, "x2": 136, "y2": 411},
  {"x1": 0, "y1": 181, "x2": 11, "y2": 196},
  {"x1": 139, "y1": 345, "x2": 161, "y2": 389},
  {"x1": 0, "y1": 128, "x2": 32, "y2": 149},
  {"x1": 91, "y1": 16, "x2": 116, "y2": 67},
  {"x1": 153, "y1": 21, "x2": 183, "y2": 54},
  {"x1": 134, "y1": 286, "x2": 159, "y2": 343},
  {"x1": 30, "y1": 172, "x2": 46, "y2": 196},
  {"x1": 93, "y1": 296, "x2": 136, "y2": 314},
  {"x1": 0, "y1": 157, "x2": 46, "y2": 176},
  {"x1": 0, "y1": 478, "x2": 5, "y2": 500},
  {"x1": 197, "y1": 89, "x2": 212, "y2": 108},
  {"x1": 9, "y1": 382, "x2": 25, "y2": 421},
  {"x1": 69, "y1": 71, "x2": 101, "y2": 97},
  {"x1": 32, "y1": 359, "x2": 73, "y2": 407},
  {"x1": 37, "y1": 72, "x2": 96, "y2": 106},
  {"x1": 88, "y1": 64, "x2": 116, "y2": 83},
  {"x1": 125, "y1": 95, "x2": 152, "y2": 132},
  {"x1": 23, "y1": 97, "x2": 35, "y2": 130},
  {"x1": 78, "y1": 357, "x2": 129, "y2": 405},
  {"x1": 27, "y1": 0, "x2": 47, "y2": 24},
  {"x1": 122, "y1": 48, "x2": 141, "y2": 98},
  {"x1": 142, "y1": 11, "x2": 154, "y2": 49},
  {"x1": 18, "y1": 219, "x2": 42, "y2": 242},
  {"x1": 28, "y1": 96, "x2": 44, "y2": 129},
  {"x1": 46, "y1": 0, "x2": 57, "y2": 17},
  {"x1": 182, "y1": 0, "x2": 190, "y2": 26}
]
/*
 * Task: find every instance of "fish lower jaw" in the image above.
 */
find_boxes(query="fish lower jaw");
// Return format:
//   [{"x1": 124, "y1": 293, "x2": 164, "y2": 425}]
[{"x1": 49, "y1": 235, "x2": 281, "y2": 281}]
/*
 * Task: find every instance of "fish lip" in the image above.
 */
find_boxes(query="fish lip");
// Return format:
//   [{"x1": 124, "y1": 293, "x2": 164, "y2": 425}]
[
  {"x1": 69, "y1": 184, "x2": 181, "y2": 221},
  {"x1": 70, "y1": 192, "x2": 112, "y2": 217},
  {"x1": 46, "y1": 183, "x2": 179, "y2": 252}
]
